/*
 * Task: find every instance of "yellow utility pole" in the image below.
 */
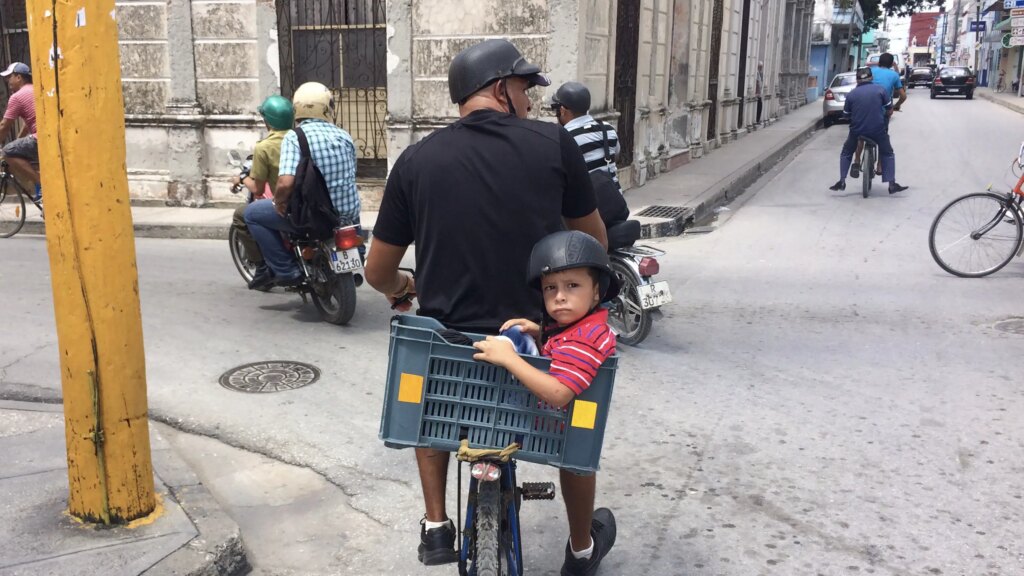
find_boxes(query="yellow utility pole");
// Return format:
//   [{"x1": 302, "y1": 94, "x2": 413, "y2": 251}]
[{"x1": 26, "y1": 0, "x2": 155, "y2": 523}]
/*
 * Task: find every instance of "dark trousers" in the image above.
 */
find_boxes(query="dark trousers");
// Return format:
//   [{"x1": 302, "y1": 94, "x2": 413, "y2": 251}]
[
  {"x1": 840, "y1": 130, "x2": 895, "y2": 183},
  {"x1": 756, "y1": 97, "x2": 763, "y2": 123}
]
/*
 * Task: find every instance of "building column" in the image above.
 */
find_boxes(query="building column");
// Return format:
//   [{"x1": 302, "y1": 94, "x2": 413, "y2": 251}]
[{"x1": 165, "y1": 0, "x2": 206, "y2": 206}]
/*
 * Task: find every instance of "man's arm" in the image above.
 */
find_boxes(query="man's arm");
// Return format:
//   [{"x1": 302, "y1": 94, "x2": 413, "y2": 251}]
[
  {"x1": 273, "y1": 175, "x2": 294, "y2": 216},
  {"x1": 0, "y1": 118, "x2": 13, "y2": 142},
  {"x1": 364, "y1": 237, "x2": 415, "y2": 310},
  {"x1": 893, "y1": 87, "x2": 907, "y2": 111},
  {"x1": 565, "y1": 210, "x2": 608, "y2": 250}
]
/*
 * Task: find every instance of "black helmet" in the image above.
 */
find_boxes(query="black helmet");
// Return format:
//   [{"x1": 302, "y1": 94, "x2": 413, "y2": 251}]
[
  {"x1": 527, "y1": 230, "x2": 620, "y2": 302},
  {"x1": 856, "y1": 66, "x2": 873, "y2": 83},
  {"x1": 448, "y1": 39, "x2": 550, "y2": 104},
  {"x1": 551, "y1": 82, "x2": 591, "y2": 114}
]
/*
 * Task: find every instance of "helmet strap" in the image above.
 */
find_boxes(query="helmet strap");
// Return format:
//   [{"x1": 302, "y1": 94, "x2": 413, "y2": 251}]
[{"x1": 501, "y1": 80, "x2": 518, "y2": 117}]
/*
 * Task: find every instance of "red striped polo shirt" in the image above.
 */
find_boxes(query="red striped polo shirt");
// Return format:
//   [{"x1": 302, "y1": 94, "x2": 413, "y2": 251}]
[{"x1": 542, "y1": 308, "x2": 616, "y2": 395}]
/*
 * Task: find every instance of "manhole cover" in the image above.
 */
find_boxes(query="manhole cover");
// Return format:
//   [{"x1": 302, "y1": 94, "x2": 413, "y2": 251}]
[
  {"x1": 219, "y1": 361, "x2": 321, "y2": 393},
  {"x1": 635, "y1": 205, "x2": 690, "y2": 219},
  {"x1": 993, "y1": 318, "x2": 1024, "y2": 335}
]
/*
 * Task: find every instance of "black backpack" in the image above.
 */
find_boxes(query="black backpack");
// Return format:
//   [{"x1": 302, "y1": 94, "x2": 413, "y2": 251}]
[{"x1": 287, "y1": 127, "x2": 339, "y2": 240}]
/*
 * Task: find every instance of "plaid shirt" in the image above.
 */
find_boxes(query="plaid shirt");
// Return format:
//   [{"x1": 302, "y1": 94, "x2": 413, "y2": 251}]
[{"x1": 279, "y1": 119, "x2": 361, "y2": 222}]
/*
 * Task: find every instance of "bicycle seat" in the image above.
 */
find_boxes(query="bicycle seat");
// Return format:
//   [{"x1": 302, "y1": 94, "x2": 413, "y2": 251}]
[{"x1": 858, "y1": 136, "x2": 879, "y2": 146}]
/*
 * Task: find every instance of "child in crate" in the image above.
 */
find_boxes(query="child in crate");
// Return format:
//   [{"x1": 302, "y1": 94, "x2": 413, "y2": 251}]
[{"x1": 471, "y1": 229, "x2": 618, "y2": 576}]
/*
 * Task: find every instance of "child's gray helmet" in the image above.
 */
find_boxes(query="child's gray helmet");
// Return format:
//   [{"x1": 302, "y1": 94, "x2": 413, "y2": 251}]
[
  {"x1": 527, "y1": 230, "x2": 620, "y2": 302},
  {"x1": 448, "y1": 39, "x2": 550, "y2": 104},
  {"x1": 551, "y1": 82, "x2": 591, "y2": 114}
]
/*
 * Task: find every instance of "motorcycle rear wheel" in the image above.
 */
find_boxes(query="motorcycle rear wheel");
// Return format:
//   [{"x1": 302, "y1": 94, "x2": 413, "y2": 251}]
[
  {"x1": 228, "y1": 225, "x2": 259, "y2": 284},
  {"x1": 310, "y1": 252, "x2": 357, "y2": 325},
  {"x1": 608, "y1": 260, "x2": 652, "y2": 346}
]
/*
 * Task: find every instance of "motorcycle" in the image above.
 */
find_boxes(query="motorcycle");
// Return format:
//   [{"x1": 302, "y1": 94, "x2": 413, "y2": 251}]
[
  {"x1": 605, "y1": 219, "x2": 672, "y2": 346},
  {"x1": 226, "y1": 151, "x2": 363, "y2": 326}
]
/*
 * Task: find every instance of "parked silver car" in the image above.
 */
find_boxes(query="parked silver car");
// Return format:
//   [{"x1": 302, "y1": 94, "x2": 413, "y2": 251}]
[{"x1": 822, "y1": 72, "x2": 857, "y2": 128}]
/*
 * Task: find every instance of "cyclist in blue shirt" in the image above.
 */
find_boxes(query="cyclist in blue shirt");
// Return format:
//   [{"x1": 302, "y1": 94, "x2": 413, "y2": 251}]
[
  {"x1": 852, "y1": 53, "x2": 906, "y2": 178},
  {"x1": 829, "y1": 67, "x2": 909, "y2": 194}
]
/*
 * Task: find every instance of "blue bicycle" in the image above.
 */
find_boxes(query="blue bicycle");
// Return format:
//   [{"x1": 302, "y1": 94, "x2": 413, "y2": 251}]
[{"x1": 455, "y1": 440, "x2": 555, "y2": 576}]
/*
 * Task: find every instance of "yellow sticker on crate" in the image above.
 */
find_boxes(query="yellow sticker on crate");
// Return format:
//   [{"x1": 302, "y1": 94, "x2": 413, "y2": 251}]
[
  {"x1": 398, "y1": 373, "x2": 424, "y2": 404},
  {"x1": 570, "y1": 400, "x2": 597, "y2": 429}
]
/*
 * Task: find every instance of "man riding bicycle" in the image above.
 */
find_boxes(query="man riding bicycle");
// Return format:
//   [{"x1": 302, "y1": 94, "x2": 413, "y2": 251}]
[
  {"x1": 829, "y1": 67, "x2": 908, "y2": 195},
  {"x1": 851, "y1": 53, "x2": 906, "y2": 179},
  {"x1": 365, "y1": 39, "x2": 614, "y2": 576},
  {"x1": 0, "y1": 63, "x2": 40, "y2": 202}
]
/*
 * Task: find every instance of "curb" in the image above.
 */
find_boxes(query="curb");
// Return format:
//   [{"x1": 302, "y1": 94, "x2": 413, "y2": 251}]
[
  {"x1": 17, "y1": 221, "x2": 376, "y2": 241},
  {"x1": 977, "y1": 90, "x2": 1024, "y2": 115},
  {"x1": 0, "y1": 397, "x2": 249, "y2": 576},
  {"x1": 687, "y1": 117, "x2": 821, "y2": 227}
]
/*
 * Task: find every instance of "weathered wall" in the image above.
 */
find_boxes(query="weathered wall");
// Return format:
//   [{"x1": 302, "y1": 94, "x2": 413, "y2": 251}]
[{"x1": 118, "y1": 0, "x2": 275, "y2": 205}]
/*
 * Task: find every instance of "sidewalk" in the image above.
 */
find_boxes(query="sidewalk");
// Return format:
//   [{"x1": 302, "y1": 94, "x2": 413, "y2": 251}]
[
  {"x1": 17, "y1": 104, "x2": 820, "y2": 241},
  {"x1": 976, "y1": 86, "x2": 1024, "y2": 115},
  {"x1": 0, "y1": 400, "x2": 247, "y2": 576}
]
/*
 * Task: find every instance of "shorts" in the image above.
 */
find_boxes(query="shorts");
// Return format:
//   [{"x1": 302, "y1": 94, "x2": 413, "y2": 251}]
[{"x1": 2, "y1": 136, "x2": 38, "y2": 163}]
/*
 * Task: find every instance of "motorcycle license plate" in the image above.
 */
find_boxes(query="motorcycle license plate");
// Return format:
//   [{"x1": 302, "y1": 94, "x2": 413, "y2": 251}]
[
  {"x1": 637, "y1": 281, "x2": 672, "y2": 309},
  {"x1": 330, "y1": 248, "x2": 363, "y2": 273}
]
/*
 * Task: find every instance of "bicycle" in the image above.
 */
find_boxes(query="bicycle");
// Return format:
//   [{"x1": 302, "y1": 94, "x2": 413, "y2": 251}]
[
  {"x1": 859, "y1": 136, "x2": 877, "y2": 199},
  {"x1": 379, "y1": 315, "x2": 618, "y2": 576},
  {"x1": 0, "y1": 159, "x2": 43, "y2": 238},
  {"x1": 928, "y1": 142, "x2": 1024, "y2": 277}
]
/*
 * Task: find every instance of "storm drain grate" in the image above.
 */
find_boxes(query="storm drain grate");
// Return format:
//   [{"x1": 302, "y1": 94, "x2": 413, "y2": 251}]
[
  {"x1": 635, "y1": 205, "x2": 689, "y2": 219},
  {"x1": 219, "y1": 361, "x2": 321, "y2": 393},
  {"x1": 993, "y1": 318, "x2": 1024, "y2": 336}
]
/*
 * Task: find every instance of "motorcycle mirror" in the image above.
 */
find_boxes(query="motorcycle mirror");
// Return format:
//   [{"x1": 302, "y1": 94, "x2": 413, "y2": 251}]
[{"x1": 227, "y1": 150, "x2": 243, "y2": 167}]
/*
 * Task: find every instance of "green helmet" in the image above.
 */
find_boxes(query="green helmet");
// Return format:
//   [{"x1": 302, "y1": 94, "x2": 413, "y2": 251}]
[{"x1": 258, "y1": 95, "x2": 295, "y2": 130}]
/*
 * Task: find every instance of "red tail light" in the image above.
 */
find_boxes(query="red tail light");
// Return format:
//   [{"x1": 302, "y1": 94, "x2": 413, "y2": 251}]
[
  {"x1": 934, "y1": 78, "x2": 942, "y2": 85},
  {"x1": 638, "y1": 257, "x2": 660, "y2": 276},
  {"x1": 824, "y1": 89, "x2": 834, "y2": 101},
  {"x1": 334, "y1": 226, "x2": 363, "y2": 250},
  {"x1": 966, "y1": 77, "x2": 975, "y2": 84}
]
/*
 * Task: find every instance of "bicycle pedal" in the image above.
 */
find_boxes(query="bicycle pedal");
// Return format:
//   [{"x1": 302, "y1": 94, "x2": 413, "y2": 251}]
[{"x1": 520, "y1": 482, "x2": 555, "y2": 500}]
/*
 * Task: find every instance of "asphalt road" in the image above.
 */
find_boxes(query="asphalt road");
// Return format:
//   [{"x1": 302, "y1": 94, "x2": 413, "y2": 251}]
[{"x1": 2, "y1": 91, "x2": 1023, "y2": 575}]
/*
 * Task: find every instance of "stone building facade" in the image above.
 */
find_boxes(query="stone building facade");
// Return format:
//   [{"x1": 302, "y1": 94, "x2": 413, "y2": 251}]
[
  {"x1": 3, "y1": 1, "x2": 816, "y2": 204},
  {"x1": 386, "y1": 0, "x2": 816, "y2": 193}
]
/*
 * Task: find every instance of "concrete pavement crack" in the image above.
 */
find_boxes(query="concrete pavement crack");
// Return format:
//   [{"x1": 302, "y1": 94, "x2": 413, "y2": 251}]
[
  {"x1": 148, "y1": 412, "x2": 402, "y2": 529},
  {"x1": 0, "y1": 342, "x2": 54, "y2": 384}
]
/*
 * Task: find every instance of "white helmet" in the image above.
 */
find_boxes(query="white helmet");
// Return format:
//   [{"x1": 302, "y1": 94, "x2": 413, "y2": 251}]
[{"x1": 292, "y1": 82, "x2": 335, "y2": 123}]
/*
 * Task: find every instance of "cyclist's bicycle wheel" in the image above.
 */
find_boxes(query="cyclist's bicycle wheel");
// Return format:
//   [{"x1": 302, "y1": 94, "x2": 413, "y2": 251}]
[
  {"x1": 473, "y1": 480, "x2": 503, "y2": 576},
  {"x1": 0, "y1": 178, "x2": 27, "y2": 238},
  {"x1": 862, "y1": 144, "x2": 874, "y2": 198},
  {"x1": 929, "y1": 192, "x2": 1023, "y2": 277}
]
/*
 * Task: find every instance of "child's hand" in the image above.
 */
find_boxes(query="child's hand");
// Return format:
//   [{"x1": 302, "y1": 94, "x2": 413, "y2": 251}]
[
  {"x1": 472, "y1": 336, "x2": 518, "y2": 367},
  {"x1": 500, "y1": 318, "x2": 541, "y2": 338}
]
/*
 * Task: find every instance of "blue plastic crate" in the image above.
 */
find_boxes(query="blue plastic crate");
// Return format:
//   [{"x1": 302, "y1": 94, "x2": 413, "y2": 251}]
[{"x1": 379, "y1": 315, "x2": 617, "y2": 473}]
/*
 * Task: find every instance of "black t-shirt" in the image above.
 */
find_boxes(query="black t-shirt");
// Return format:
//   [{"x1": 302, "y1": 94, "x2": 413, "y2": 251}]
[{"x1": 373, "y1": 109, "x2": 597, "y2": 332}]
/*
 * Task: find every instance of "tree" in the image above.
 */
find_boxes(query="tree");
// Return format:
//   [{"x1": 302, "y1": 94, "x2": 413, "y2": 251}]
[{"x1": 861, "y1": 1, "x2": 942, "y2": 29}]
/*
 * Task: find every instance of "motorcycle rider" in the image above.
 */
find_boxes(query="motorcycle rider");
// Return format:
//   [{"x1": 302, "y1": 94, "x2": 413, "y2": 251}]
[
  {"x1": 364, "y1": 39, "x2": 613, "y2": 575},
  {"x1": 245, "y1": 82, "x2": 361, "y2": 290},
  {"x1": 551, "y1": 81, "x2": 621, "y2": 189},
  {"x1": 230, "y1": 95, "x2": 294, "y2": 288},
  {"x1": 552, "y1": 81, "x2": 631, "y2": 239}
]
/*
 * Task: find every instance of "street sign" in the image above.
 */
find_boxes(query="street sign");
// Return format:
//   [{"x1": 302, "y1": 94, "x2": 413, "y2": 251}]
[
  {"x1": 1012, "y1": 36, "x2": 1024, "y2": 46},
  {"x1": 970, "y1": 21, "x2": 986, "y2": 32},
  {"x1": 1013, "y1": 7, "x2": 1024, "y2": 16},
  {"x1": 1013, "y1": 17, "x2": 1024, "y2": 27},
  {"x1": 1014, "y1": 27, "x2": 1024, "y2": 37},
  {"x1": 1005, "y1": 0, "x2": 1024, "y2": 9}
]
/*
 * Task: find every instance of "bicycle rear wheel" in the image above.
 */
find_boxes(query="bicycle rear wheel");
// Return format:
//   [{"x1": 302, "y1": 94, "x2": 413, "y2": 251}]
[
  {"x1": 929, "y1": 193, "x2": 1023, "y2": 278},
  {"x1": 0, "y1": 179, "x2": 27, "y2": 238},
  {"x1": 473, "y1": 480, "x2": 503, "y2": 576},
  {"x1": 862, "y1": 145, "x2": 874, "y2": 198}
]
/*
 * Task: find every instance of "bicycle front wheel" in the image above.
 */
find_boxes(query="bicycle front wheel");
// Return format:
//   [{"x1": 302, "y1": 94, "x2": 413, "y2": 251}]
[
  {"x1": 862, "y1": 145, "x2": 873, "y2": 198},
  {"x1": 929, "y1": 193, "x2": 1023, "y2": 278},
  {"x1": 473, "y1": 480, "x2": 503, "y2": 576},
  {"x1": 0, "y1": 179, "x2": 27, "y2": 238}
]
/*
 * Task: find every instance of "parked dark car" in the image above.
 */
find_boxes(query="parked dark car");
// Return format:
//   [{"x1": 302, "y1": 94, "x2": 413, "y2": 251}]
[
  {"x1": 907, "y1": 67, "x2": 934, "y2": 88},
  {"x1": 931, "y1": 66, "x2": 976, "y2": 99}
]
